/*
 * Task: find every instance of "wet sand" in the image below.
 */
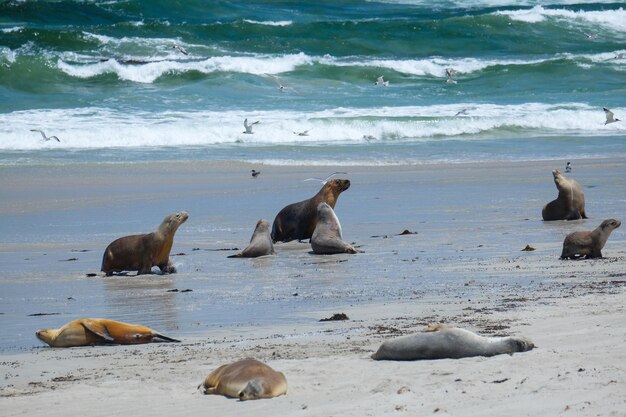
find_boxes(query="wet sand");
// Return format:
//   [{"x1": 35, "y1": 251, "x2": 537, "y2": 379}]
[{"x1": 0, "y1": 158, "x2": 625, "y2": 415}]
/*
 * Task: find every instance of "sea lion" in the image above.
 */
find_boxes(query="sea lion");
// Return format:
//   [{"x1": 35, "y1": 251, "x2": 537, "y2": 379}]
[
  {"x1": 228, "y1": 219, "x2": 275, "y2": 258},
  {"x1": 310, "y1": 202, "x2": 357, "y2": 254},
  {"x1": 35, "y1": 318, "x2": 180, "y2": 347},
  {"x1": 371, "y1": 323, "x2": 534, "y2": 361},
  {"x1": 101, "y1": 211, "x2": 189, "y2": 276},
  {"x1": 201, "y1": 358, "x2": 288, "y2": 401},
  {"x1": 560, "y1": 218, "x2": 621, "y2": 259},
  {"x1": 542, "y1": 169, "x2": 587, "y2": 221},
  {"x1": 271, "y1": 179, "x2": 350, "y2": 243}
]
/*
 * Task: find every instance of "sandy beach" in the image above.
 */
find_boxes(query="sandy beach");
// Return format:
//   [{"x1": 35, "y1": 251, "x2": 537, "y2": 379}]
[{"x1": 0, "y1": 158, "x2": 625, "y2": 416}]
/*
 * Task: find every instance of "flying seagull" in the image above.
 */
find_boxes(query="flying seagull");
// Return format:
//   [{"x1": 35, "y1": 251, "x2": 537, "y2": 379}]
[
  {"x1": 266, "y1": 74, "x2": 290, "y2": 92},
  {"x1": 243, "y1": 118, "x2": 260, "y2": 134},
  {"x1": 303, "y1": 172, "x2": 348, "y2": 185},
  {"x1": 455, "y1": 108, "x2": 469, "y2": 116},
  {"x1": 584, "y1": 32, "x2": 597, "y2": 40},
  {"x1": 375, "y1": 76, "x2": 389, "y2": 86},
  {"x1": 445, "y1": 68, "x2": 457, "y2": 84},
  {"x1": 251, "y1": 169, "x2": 260, "y2": 178},
  {"x1": 603, "y1": 107, "x2": 620, "y2": 125},
  {"x1": 293, "y1": 129, "x2": 311, "y2": 137},
  {"x1": 172, "y1": 44, "x2": 188, "y2": 55},
  {"x1": 30, "y1": 129, "x2": 60, "y2": 142}
]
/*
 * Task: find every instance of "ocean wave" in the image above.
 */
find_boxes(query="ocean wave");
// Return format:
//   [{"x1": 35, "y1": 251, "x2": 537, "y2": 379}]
[
  {"x1": 496, "y1": 6, "x2": 626, "y2": 32},
  {"x1": 241, "y1": 19, "x2": 292, "y2": 27},
  {"x1": 1, "y1": 103, "x2": 623, "y2": 151}
]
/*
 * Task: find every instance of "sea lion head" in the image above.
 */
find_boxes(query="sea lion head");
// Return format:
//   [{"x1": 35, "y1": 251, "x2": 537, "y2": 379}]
[
  {"x1": 238, "y1": 379, "x2": 264, "y2": 401},
  {"x1": 160, "y1": 211, "x2": 189, "y2": 232},
  {"x1": 509, "y1": 336, "x2": 535, "y2": 353},
  {"x1": 327, "y1": 178, "x2": 351, "y2": 194},
  {"x1": 600, "y1": 219, "x2": 621, "y2": 231},
  {"x1": 254, "y1": 219, "x2": 271, "y2": 233},
  {"x1": 35, "y1": 328, "x2": 56, "y2": 345}
]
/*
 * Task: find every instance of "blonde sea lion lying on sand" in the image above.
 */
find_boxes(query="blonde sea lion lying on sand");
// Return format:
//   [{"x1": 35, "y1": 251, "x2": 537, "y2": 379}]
[
  {"x1": 228, "y1": 219, "x2": 275, "y2": 258},
  {"x1": 271, "y1": 179, "x2": 350, "y2": 243},
  {"x1": 542, "y1": 169, "x2": 586, "y2": 221},
  {"x1": 372, "y1": 324, "x2": 534, "y2": 361},
  {"x1": 200, "y1": 358, "x2": 287, "y2": 400},
  {"x1": 560, "y1": 219, "x2": 621, "y2": 259},
  {"x1": 36, "y1": 318, "x2": 180, "y2": 347},
  {"x1": 101, "y1": 211, "x2": 188, "y2": 276}
]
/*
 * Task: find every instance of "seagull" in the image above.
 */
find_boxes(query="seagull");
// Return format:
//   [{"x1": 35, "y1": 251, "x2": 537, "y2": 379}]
[
  {"x1": 266, "y1": 74, "x2": 288, "y2": 92},
  {"x1": 362, "y1": 135, "x2": 376, "y2": 142},
  {"x1": 455, "y1": 108, "x2": 469, "y2": 116},
  {"x1": 251, "y1": 169, "x2": 260, "y2": 178},
  {"x1": 293, "y1": 129, "x2": 311, "y2": 137},
  {"x1": 603, "y1": 107, "x2": 620, "y2": 125},
  {"x1": 243, "y1": 118, "x2": 260, "y2": 134},
  {"x1": 565, "y1": 162, "x2": 572, "y2": 173},
  {"x1": 375, "y1": 76, "x2": 389, "y2": 86},
  {"x1": 303, "y1": 172, "x2": 348, "y2": 185},
  {"x1": 172, "y1": 44, "x2": 188, "y2": 55},
  {"x1": 614, "y1": 53, "x2": 624, "y2": 60},
  {"x1": 445, "y1": 68, "x2": 457, "y2": 84},
  {"x1": 584, "y1": 32, "x2": 597, "y2": 40},
  {"x1": 30, "y1": 129, "x2": 60, "y2": 142}
]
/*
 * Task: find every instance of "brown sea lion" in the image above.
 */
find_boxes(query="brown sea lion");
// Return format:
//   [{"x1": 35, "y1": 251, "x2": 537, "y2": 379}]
[
  {"x1": 560, "y1": 218, "x2": 621, "y2": 259},
  {"x1": 371, "y1": 323, "x2": 534, "y2": 361},
  {"x1": 271, "y1": 179, "x2": 350, "y2": 243},
  {"x1": 542, "y1": 169, "x2": 587, "y2": 221},
  {"x1": 101, "y1": 211, "x2": 188, "y2": 276},
  {"x1": 311, "y1": 202, "x2": 357, "y2": 254},
  {"x1": 228, "y1": 219, "x2": 275, "y2": 258},
  {"x1": 35, "y1": 318, "x2": 180, "y2": 347},
  {"x1": 201, "y1": 358, "x2": 288, "y2": 401}
]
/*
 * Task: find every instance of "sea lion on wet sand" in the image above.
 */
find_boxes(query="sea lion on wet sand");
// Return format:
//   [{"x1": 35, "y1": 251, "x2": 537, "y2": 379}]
[
  {"x1": 228, "y1": 219, "x2": 275, "y2": 258},
  {"x1": 271, "y1": 179, "x2": 350, "y2": 243},
  {"x1": 542, "y1": 169, "x2": 587, "y2": 221},
  {"x1": 36, "y1": 318, "x2": 180, "y2": 347},
  {"x1": 560, "y1": 219, "x2": 621, "y2": 260},
  {"x1": 311, "y1": 202, "x2": 357, "y2": 254},
  {"x1": 371, "y1": 323, "x2": 534, "y2": 361},
  {"x1": 101, "y1": 211, "x2": 188, "y2": 276},
  {"x1": 201, "y1": 358, "x2": 288, "y2": 401}
]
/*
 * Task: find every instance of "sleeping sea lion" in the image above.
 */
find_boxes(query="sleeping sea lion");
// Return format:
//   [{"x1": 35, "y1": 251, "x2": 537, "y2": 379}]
[
  {"x1": 560, "y1": 218, "x2": 621, "y2": 259},
  {"x1": 201, "y1": 358, "x2": 288, "y2": 401},
  {"x1": 542, "y1": 169, "x2": 587, "y2": 221},
  {"x1": 35, "y1": 318, "x2": 180, "y2": 347},
  {"x1": 101, "y1": 211, "x2": 188, "y2": 276},
  {"x1": 228, "y1": 219, "x2": 275, "y2": 258},
  {"x1": 371, "y1": 323, "x2": 534, "y2": 361},
  {"x1": 311, "y1": 202, "x2": 357, "y2": 254},
  {"x1": 271, "y1": 179, "x2": 350, "y2": 243}
]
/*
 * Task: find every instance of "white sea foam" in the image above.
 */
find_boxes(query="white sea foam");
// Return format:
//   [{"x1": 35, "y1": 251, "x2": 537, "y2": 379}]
[
  {"x1": 1, "y1": 103, "x2": 623, "y2": 152},
  {"x1": 496, "y1": 6, "x2": 626, "y2": 32},
  {"x1": 242, "y1": 19, "x2": 292, "y2": 26},
  {"x1": 1, "y1": 26, "x2": 23, "y2": 33}
]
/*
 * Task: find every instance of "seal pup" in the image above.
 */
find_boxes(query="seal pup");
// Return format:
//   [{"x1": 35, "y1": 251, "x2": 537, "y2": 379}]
[
  {"x1": 542, "y1": 169, "x2": 586, "y2": 221},
  {"x1": 603, "y1": 107, "x2": 620, "y2": 124},
  {"x1": 228, "y1": 219, "x2": 275, "y2": 258},
  {"x1": 30, "y1": 129, "x2": 60, "y2": 142},
  {"x1": 201, "y1": 358, "x2": 287, "y2": 401},
  {"x1": 101, "y1": 211, "x2": 189, "y2": 276},
  {"x1": 311, "y1": 203, "x2": 357, "y2": 254},
  {"x1": 371, "y1": 323, "x2": 534, "y2": 361},
  {"x1": 560, "y1": 219, "x2": 621, "y2": 259},
  {"x1": 243, "y1": 118, "x2": 260, "y2": 134},
  {"x1": 251, "y1": 169, "x2": 260, "y2": 178},
  {"x1": 271, "y1": 178, "x2": 350, "y2": 243},
  {"x1": 36, "y1": 318, "x2": 180, "y2": 347}
]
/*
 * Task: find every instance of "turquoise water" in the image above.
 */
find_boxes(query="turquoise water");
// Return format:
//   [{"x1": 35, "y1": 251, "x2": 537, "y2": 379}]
[{"x1": 1, "y1": 1, "x2": 625, "y2": 163}]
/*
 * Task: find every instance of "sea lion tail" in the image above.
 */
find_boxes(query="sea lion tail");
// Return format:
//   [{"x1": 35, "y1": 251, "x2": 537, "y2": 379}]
[{"x1": 154, "y1": 333, "x2": 181, "y2": 343}]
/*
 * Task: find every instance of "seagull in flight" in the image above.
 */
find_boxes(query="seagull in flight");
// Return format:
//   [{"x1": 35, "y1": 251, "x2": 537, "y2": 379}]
[
  {"x1": 30, "y1": 129, "x2": 60, "y2": 142},
  {"x1": 266, "y1": 74, "x2": 289, "y2": 92},
  {"x1": 603, "y1": 107, "x2": 620, "y2": 125},
  {"x1": 172, "y1": 44, "x2": 188, "y2": 55},
  {"x1": 293, "y1": 129, "x2": 311, "y2": 137},
  {"x1": 445, "y1": 68, "x2": 457, "y2": 84},
  {"x1": 251, "y1": 169, "x2": 260, "y2": 178},
  {"x1": 454, "y1": 108, "x2": 469, "y2": 116},
  {"x1": 303, "y1": 172, "x2": 348, "y2": 185},
  {"x1": 584, "y1": 32, "x2": 597, "y2": 40},
  {"x1": 243, "y1": 118, "x2": 260, "y2": 134},
  {"x1": 375, "y1": 76, "x2": 389, "y2": 86}
]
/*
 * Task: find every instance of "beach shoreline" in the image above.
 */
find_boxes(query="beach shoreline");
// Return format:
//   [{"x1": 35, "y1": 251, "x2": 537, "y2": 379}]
[{"x1": 1, "y1": 157, "x2": 625, "y2": 415}]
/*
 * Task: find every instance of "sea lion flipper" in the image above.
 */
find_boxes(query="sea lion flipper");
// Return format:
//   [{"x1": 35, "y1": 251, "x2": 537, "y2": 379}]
[
  {"x1": 564, "y1": 209, "x2": 581, "y2": 221},
  {"x1": 81, "y1": 319, "x2": 115, "y2": 342},
  {"x1": 227, "y1": 253, "x2": 243, "y2": 258},
  {"x1": 153, "y1": 333, "x2": 181, "y2": 343}
]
